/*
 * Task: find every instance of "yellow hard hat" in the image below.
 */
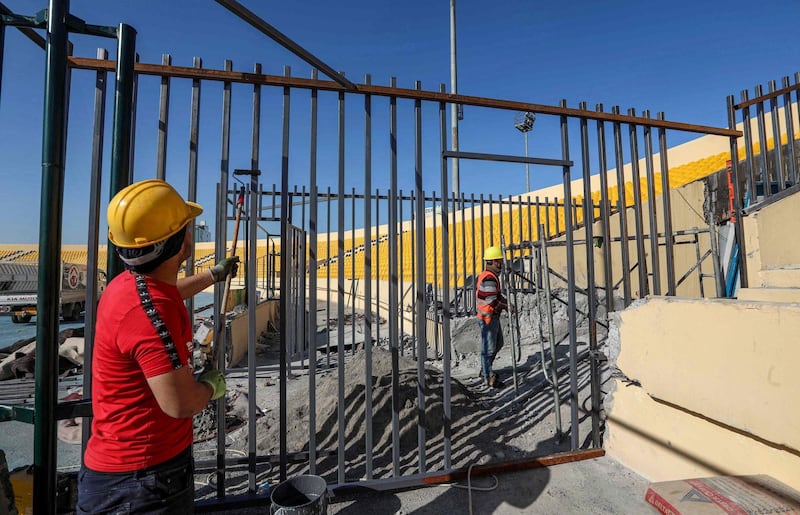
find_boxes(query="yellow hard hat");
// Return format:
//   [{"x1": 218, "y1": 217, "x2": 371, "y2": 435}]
[
  {"x1": 107, "y1": 179, "x2": 203, "y2": 248},
  {"x1": 484, "y1": 246, "x2": 503, "y2": 261}
]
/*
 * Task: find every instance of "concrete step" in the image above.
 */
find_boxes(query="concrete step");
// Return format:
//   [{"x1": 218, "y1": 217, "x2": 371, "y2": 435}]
[
  {"x1": 758, "y1": 267, "x2": 800, "y2": 288},
  {"x1": 738, "y1": 286, "x2": 800, "y2": 303}
]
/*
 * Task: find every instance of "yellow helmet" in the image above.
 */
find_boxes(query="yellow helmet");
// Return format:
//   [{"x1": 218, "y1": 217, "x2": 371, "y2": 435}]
[
  {"x1": 107, "y1": 179, "x2": 203, "y2": 248},
  {"x1": 484, "y1": 246, "x2": 503, "y2": 261}
]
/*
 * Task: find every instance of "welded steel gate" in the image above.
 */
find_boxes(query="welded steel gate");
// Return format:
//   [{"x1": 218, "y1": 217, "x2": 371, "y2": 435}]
[{"x1": 0, "y1": 3, "x2": 760, "y2": 511}]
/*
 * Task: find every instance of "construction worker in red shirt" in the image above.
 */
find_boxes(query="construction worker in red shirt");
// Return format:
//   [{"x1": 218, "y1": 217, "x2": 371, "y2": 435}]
[
  {"x1": 77, "y1": 180, "x2": 239, "y2": 514},
  {"x1": 476, "y1": 246, "x2": 514, "y2": 388}
]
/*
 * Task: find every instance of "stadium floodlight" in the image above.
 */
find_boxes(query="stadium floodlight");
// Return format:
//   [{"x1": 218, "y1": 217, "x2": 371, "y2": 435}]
[
  {"x1": 514, "y1": 111, "x2": 536, "y2": 133},
  {"x1": 514, "y1": 112, "x2": 536, "y2": 192}
]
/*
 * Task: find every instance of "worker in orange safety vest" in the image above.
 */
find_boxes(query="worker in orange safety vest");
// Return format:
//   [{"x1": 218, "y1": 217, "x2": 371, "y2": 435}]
[{"x1": 476, "y1": 246, "x2": 514, "y2": 388}]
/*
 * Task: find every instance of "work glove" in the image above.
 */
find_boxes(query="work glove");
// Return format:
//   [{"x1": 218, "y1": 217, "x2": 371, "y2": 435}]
[
  {"x1": 210, "y1": 256, "x2": 240, "y2": 282},
  {"x1": 198, "y1": 369, "x2": 227, "y2": 401}
]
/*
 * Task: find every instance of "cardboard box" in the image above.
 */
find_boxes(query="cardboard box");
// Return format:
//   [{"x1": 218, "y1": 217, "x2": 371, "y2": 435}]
[{"x1": 646, "y1": 475, "x2": 800, "y2": 514}]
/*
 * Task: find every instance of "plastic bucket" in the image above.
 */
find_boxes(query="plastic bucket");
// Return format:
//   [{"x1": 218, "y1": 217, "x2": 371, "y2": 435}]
[{"x1": 269, "y1": 474, "x2": 328, "y2": 515}]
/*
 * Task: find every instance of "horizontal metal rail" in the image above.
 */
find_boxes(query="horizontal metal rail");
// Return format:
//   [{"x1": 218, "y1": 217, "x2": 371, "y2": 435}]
[{"x1": 66, "y1": 56, "x2": 740, "y2": 137}]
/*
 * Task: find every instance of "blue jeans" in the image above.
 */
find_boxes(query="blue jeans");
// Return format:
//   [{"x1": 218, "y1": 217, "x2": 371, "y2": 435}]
[
  {"x1": 478, "y1": 317, "x2": 504, "y2": 380},
  {"x1": 77, "y1": 447, "x2": 194, "y2": 514}
]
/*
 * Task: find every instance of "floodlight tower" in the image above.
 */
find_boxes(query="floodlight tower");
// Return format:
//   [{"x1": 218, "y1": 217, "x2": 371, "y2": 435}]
[{"x1": 514, "y1": 111, "x2": 536, "y2": 193}]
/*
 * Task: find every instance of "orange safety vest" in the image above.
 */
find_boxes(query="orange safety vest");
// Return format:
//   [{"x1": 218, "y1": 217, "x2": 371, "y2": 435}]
[{"x1": 476, "y1": 268, "x2": 501, "y2": 324}]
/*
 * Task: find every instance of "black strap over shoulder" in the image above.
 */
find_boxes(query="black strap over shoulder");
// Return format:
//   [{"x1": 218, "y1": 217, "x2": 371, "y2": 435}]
[{"x1": 134, "y1": 273, "x2": 183, "y2": 370}]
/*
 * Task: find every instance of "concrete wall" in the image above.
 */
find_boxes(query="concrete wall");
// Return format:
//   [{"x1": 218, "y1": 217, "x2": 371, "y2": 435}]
[{"x1": 605, "y1": 190, "x2": 800, "y2": 492}]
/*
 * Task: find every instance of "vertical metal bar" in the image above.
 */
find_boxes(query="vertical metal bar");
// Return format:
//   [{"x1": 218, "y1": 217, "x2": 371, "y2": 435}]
[
  {"x1": 612, "y1": 106, "x2": 631, "y2": 305},
  {"x1": 0, "y1": 19, "x2": 4, "y2": 98},
  {"x1": 595, "y1": 105, "x2": 613, "y2": 314},
  {"x1": 627, "y1": 109, "x2": 648, "y2": 297},
  {"x1": 498, "y1": 195, "x2": 504, "y2": 246},
  {"x1": 727, "y1": 95, "x2": 748, "y2": 288},
  {"x1": 708, "y1": 210, "x2": 725, "y2": 298},
  {"x1": 460, "y1": 192, "x2": 467, "y2": 309},
  {"x1": 326, "y1": 186, "x2": 332, "y2": 368},
  {"x1": 388, "y1": 78, "x2": 401, "y2": 475},
  {"x1": 559, "y1": 100, "x2": 579, "y2": 451},
  {"x1": 214, "y1": 58, "x2": 232, "y2": 498},
  {"x1": 107, "y1": 23, "x2": 137, "y2": 280},
  {"x1": 471, "y1": 193, "x2": 477, "y2": 314},
  {"x1": 694, "y1": 232, "x2": 705, "y2": 297},
  {"x1": 351, "y1": 189, "x2": 356, "y2": 358},
  {"x1": 781, "y1": 76, "x2": 797, "y2": 186},
  {"x1": 437, "y1": 87, "x2": 452, "y2": 472},
  {"x1": 794, "y1": 72, "x2": 800, "y2": 185},
  {"x1": 399, "y1": 188, "x2": 405, "y2": 358},
  {"x1": 544, "y1": 197, "x2": 551, "y2": 237},
  {"x1": 755, "y1": 85, "x2": 770, "y2": 198},
  {"x1": 579, "y1": 103, "x2": 600, "y2": 447},
  {"x1": 768, "y1": 80, "x2": 785, "y2": 192},
  {"x1": 410, "y1": 191, "x2": 416, "y2": 359},
  {"x1": 362, "y1": 74, "x2": 374, "y2": 479},
  {"x1": 35, "y1": 1, "x2": 70, "y2": 511},
  {"x1": 657, "y1": 112, "x2": 676, "y2": 295},
  {"x1": 307, "y1": 67, "x2": 319, "y2": 475},
  {"x1": 375, "y1": 193, "x2": 380, "y2": 347},
  {"x1": 81, "y1": 47, "x2": 108, "y2": 452},
  {"x1": 642, "y1": 110, "x2": 660, "y2": 295},
  {"x1": 741, "y1": 90, "x2": 756, "y2": 200},
  {"x1": 248, "y1": 64, "x2": 263, "y2": 491},
  {"x1": 156, "y1": 54, "x2": 171, "y2": 180},
  {"x1": 414, "y1": 81, "x2": 427, "y2": 473},
  {"x1": 185, "y1": 56, "x2": 202, "y2": 318},
  {"x1": 488, "y1": 194, "x2": 494, "y2": 243},
  {"x1": 336, "y1": 87, "x2": 346, "y2": 485},
  {"x1": 128, "y1": 53, "x2": 138, "y2": 177},
  {"x1": 450, "y1": 192, "x2": 457, "y2": 311},
  {"x1": 247, "y1": 173, "x2": 259, "y2": 494},
  {"x1": 432, "y1": 193, "x2": 439, "y2": 354}
]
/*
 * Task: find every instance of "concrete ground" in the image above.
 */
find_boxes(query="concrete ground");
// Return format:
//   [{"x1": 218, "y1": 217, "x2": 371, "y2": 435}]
[{"x1": 205, "y1": 455, "x2": 654, "y2": 514}]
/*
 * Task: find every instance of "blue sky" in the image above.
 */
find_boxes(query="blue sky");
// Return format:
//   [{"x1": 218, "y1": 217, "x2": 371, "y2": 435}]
[{"x1": 0, "y1": 0, "x2": 798, "y2": 244}]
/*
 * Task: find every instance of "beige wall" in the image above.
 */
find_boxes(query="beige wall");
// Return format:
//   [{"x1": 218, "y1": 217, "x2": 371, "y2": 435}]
[{"x1": 606, "y1": 188, "x2": 800, "y2": 492}]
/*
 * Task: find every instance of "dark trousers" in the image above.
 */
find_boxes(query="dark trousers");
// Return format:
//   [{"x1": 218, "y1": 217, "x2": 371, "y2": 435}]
[
  {"x1": 77, "y1": 447, "x2": 194, "y2": 514},
  {"x1": 479, "y1": 317, "x2": 504, "y2": 379}
]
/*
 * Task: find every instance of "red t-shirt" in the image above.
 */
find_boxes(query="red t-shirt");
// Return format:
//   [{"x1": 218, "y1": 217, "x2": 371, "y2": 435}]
[{"x1": 84, "y1": 271, "x2": 194, "y2": 472}]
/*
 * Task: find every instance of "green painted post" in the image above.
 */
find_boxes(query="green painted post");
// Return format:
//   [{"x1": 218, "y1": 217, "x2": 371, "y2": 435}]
[
  {"x1": 34, "y1": 0, "x2": 69, "y2": 513},
  {"x1": 107, "y1": 23, "x2": 137, "y2": 280}
]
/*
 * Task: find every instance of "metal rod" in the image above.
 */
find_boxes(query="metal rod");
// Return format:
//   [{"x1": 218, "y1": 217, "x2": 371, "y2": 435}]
[
  {"x1": 363, "y1": 73, "x2": 374, "y2": 479},
  {"x1": 657, "y1": 112, "x2": 676, "y2": 295},
  {"x1": 627, "y1": 109, "x2": 649, "y2": 297},
  {"x1": 579, "y1": 103, "x2": 600, "y2": 447},
  {"x1": 185, "y1": 56, "x2": 202, "y2": 318},
  {"x1": 156, "y1": 53, "x2": 170, "y2": 180},
  {"x1": 34, "y1": 1, "x2": 70, "y2": 510},
  {"x1": 741, "y1": 90, "x2": 756, "y2": 200},
  {"x1": 213, "y1": 0, "x2": 356, "y2": 90},
  {"x1": 540, "y1": 226, "x2": 562, "y2": 439},
  {"x1": 336, "y1": 87, "x2": 346, "y2": 485},
  {"x1": 612, "y1": 106, "x2": 631, "y2": 305},
  {"x1": 413, "y1": 81, "x2": 427, "y2": 473},
  {"x1": 781, "y1": 76, "x2": 797, "y2": 186},
  {"x1": 438, "y1": 84, "x2": 452, "y2": 469},
  {"x1": 755, "y1": 85, "x2": 770, "y2": 199},
  {"x1": 307, "y1": 67, "x2": 319, "y2": 476},
  {"x1": 768, "y1": 80, "x2": 785, "y2": 192},
  {"x1": 70, "y1": 58, "x2": 737, "y2": 139},
  {"x1": 81, "y1": 46, "x2": 108, "y2": 454},
  {"x1": 559, "y1": 99, "x2": 579, "y2": 451},
  {"x1": 214, "y1": 58, "x2": 233, "y2": 499},
  {"x1": 727, "y1": 95, "x2": 748, "y2": 288},
  {"x1": 106, "y1": 23, "x2": 136, "y2": 280},
  {"x1": 642, "y1": 110, "x2": 660, "y2": 295},
  {"x1": 595, "y1": 105, "x2": 614, "y2": 315},
  {"x1": 388, "y1": 78, "x2": 400, "y2": 476}
]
